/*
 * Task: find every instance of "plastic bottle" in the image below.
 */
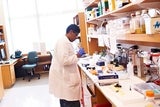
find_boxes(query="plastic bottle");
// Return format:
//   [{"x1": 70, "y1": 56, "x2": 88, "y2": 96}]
[
  {"x1": 130, "y1": 13, "x2": 136, "y2": 34},
  {"x1": 115, "y1": 0, "x2": 130, "y2": 9},
  {"x1": 134, "y1": 11, "x2": 142, "y2": 34},
  {"x1": 127, "y1": 57, "x2": 134, "y2": 78},
  {"x1": 108, "y1": 0, "x2": 116, "y2": 11},
  {"x1": 98, "y1": 1, "x2": 103, "y2": 16},
  {"x1": 101, "y1": 0, "x2": 109, "y2": 14},
  {"x1": 145, "y1": 90, "x2": 155, "y2": 107},
  {"x1": 140, "y1": 9, "x2": 148, "y2": 34}
]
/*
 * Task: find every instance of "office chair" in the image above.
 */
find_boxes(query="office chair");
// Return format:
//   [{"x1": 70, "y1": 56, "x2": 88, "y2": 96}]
[{"x1": 22, "y1": 51, "x2": 40, "y2": 81}]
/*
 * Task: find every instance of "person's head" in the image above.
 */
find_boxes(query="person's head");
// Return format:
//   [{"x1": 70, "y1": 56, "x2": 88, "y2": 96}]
[{"x1": 66, "y1": 24, "x2": 80, "y2": 42}]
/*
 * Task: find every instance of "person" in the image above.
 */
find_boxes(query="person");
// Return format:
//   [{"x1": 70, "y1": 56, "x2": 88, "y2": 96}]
[{"x1": 49, "y1": 24, "x2": 85, "y2": 107}]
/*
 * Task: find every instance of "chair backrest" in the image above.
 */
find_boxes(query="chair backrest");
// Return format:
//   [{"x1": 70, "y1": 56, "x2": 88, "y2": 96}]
[{"x1": 27, "y1": 51, "x2": 38, "y2": 64}]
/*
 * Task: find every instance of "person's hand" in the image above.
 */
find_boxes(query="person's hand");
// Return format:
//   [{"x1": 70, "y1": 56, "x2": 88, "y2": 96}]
[{"x1": 78, "y1": 48, "x2": 85, "y2": 57}]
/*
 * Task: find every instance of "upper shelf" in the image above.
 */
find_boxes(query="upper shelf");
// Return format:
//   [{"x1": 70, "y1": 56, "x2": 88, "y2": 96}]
[
  {"x1": 116, "y1": 34, "x2": 160, "y2": 47},
  {"x1": 83, "y1": 0, "x2": 99, "y2": 9},
  {"x1": 86, "y1": 0, "x2": 160, "y2": 23}
]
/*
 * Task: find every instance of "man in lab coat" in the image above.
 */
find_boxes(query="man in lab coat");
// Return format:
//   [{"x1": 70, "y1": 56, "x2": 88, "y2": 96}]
[{"x1": 49, "y1": 24, "x2": 85, "y2": 107}]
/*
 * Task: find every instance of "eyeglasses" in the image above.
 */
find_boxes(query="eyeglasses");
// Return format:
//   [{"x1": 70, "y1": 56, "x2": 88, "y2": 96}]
[{"x1": 73, "y1": 31, "x2": 79, "y2": 36}]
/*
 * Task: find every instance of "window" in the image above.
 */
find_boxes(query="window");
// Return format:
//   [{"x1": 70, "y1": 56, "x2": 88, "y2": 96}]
[{"x1": 4, "y1": 0, "x2": 81, "y2": 54}]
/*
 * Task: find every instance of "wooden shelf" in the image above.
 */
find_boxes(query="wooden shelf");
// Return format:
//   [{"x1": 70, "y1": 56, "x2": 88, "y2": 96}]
[
  {"x1": 87, "y1": 0, "x2": 160, "y2": 23},
  {"x1": 83, "y1": 0, "x2": 99, "y2": 9},
  {"x1": 87, "y1": 34, "x2": 98, "y2": 39},
  {"x1": 85, "y1": 0, "x2": 160, "y2": 47},
  {"x1": 0, "y1": 25, "x2": 8, "y2": 60},
  {"x1": 116, "y1": 33, "x2": 160, "y2": 47},
  {"x1": 35, "y1": 70, "x2": 49, "y2": 74},
  {"x1": 37, "y1": 61, "x2": 51, "y2": 66}
]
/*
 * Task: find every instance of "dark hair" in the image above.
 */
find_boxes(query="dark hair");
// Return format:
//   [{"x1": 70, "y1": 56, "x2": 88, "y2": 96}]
[{"x1": 66, "y1": 24, "x2": 80, "y2": 34}]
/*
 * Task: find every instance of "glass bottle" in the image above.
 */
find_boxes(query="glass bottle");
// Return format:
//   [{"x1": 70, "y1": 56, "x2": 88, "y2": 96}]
[{"x1": 145, "y1": 90, "x2": 155, "y2": 107}]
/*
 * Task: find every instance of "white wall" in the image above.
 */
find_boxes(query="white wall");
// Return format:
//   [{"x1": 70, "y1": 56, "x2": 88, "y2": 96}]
[{"x1": 0, "y1": 0, "x2": 5, "y2": 25}]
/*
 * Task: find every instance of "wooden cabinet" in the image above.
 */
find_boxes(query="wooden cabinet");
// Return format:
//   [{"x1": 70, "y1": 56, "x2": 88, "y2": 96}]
[
  {"x1": 1, "y1": 63, "x2": 16, "y2": 89},
  {"x1": 80, "y1": 67, "x2": 111, "y2": 107},
  {"x1": 14, "y1": 53, "x2": 51, "y2": 78},
  {"x1": 73, "y1": 12, "x2": 104, "y2": 55},
  {"x1": 79, "y1": 0, "x2": 160, "y2": 106},
  {"x1": 0, "y1": 25, "x2": 8, "y2": 60},
  {"x1": 83, "y1": 0, "x2": 160, "y2": 47},
  {"x1": 0, "y1": 67, "x2": 4, "y2": 100},
  {"x1": 35, "y1": 54, "x2": 52, "y2": 73},
  {"x1": 73, "y1": 12, "x2": 88, "y2": 53}
]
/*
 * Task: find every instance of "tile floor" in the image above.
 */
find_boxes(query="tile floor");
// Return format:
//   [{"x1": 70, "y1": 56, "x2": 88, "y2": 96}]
[
  {"x1": 0, "y1": 73, "x2": 60, "y2": 107},
  {"x1": 0, "y1": 73, "x2": 91, "y2": 107}
]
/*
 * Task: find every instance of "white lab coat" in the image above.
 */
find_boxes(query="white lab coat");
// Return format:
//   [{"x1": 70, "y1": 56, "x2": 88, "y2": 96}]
[{"x1": 49, "y1": 36, "x2": 82, "y2": 101}]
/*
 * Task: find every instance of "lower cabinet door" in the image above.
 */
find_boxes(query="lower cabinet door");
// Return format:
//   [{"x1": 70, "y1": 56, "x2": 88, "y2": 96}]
[
  {"x1": 1, "y1": 64, "x2": 15, "y2": 88},
  {"x1": 0, "y1": 67, "x2": 4, "y2": 100}
]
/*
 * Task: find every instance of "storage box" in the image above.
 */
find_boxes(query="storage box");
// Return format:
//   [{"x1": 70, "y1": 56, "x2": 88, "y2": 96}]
[{"x1": 145, "y1": 17, "x2": 160, "y2": 34}]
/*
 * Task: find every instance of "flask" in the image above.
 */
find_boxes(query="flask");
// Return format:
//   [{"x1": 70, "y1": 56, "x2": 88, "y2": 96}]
[{"x1": 145, "y1": 90, "x2": 155, "y2": 107}]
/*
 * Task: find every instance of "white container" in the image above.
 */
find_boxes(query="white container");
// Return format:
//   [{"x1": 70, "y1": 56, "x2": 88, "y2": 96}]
[
  {"x1": 145, "y1": 17, "x2": 160, "y2": 34},
  {"x1": 127, "y1": 57, "x2": 134, "y2": 78},
  {"x1": 148, "y1": 9, "x2": 159, "y2": 18}
]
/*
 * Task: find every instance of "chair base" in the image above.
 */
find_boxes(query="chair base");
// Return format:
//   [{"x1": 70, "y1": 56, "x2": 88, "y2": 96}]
[{"x1": 23, "y1": 70, "x2": 40, "y2": 82}]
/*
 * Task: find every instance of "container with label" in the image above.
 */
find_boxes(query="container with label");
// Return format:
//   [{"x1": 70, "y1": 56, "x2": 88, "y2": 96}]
[
  {"x1": 145, "y1": 90, "x2": 155, "y2": 107},
  {"x1": 108, "y1": 0, "x2": 115, "y2": 11},
  {"x1": 145, "y1": 17, "x2": 160, "y2": 34}
]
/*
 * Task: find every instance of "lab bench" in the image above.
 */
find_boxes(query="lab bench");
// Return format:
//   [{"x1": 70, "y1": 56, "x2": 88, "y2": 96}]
[{"x1": 78, "y1": 57, "x2": 157, "y2": 107}]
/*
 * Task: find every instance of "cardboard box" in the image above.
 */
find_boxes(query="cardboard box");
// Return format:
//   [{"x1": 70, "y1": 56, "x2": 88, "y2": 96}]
[{"x1": 145, "y1": 17, "x2": 160, "y2": 34}]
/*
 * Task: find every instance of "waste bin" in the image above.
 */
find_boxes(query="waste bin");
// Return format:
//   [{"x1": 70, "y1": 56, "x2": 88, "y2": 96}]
[{"x1": 93, "y1": 103, "x2": 111, "y2": 107}]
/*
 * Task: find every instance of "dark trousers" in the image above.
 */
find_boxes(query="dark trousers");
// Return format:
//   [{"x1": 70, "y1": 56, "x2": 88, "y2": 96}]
[{"x1": 60, "y1": 99, "x2": 80, "y2": 107}]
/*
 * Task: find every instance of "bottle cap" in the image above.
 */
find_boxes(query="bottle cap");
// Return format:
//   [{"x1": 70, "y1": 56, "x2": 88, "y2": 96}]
[
  {"x1": 135, "y1": 11, "x2": 141, "y2": 15},
  {"x1": 130, "y1": 13, "x2": 135, "y2": 17},
  {"x1": 141, "y1": 9, "x2": 148, "y2": 14},
  {"x1": 145, "y1": 90, "x2": 154, "y2": 97}
]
